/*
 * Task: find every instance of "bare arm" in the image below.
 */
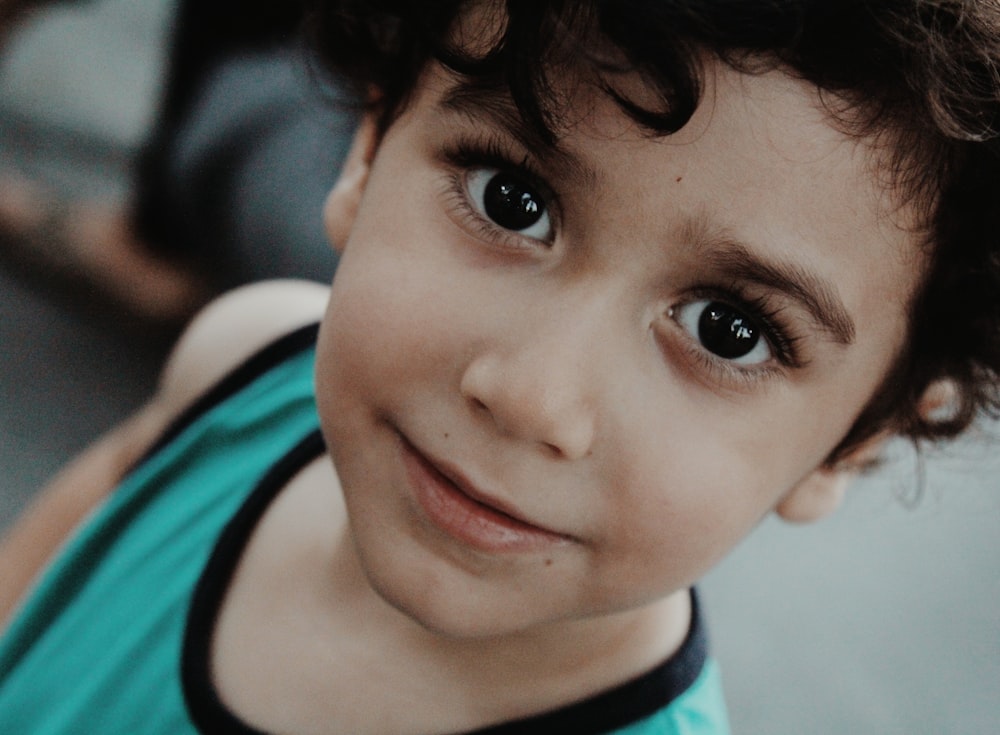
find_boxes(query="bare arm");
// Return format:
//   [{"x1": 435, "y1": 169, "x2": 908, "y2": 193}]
[
  {"x1": 0, "y1": 279, "x2": 330, "y2": 625},
  {"x1": 0, "y1": 401, "x2": 171, "y2": 623}
]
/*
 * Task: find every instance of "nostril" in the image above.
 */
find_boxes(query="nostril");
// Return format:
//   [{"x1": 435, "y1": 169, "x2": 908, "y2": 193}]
[
  {"x1": 542, "y1": 419, "x2": 596, "y2": 461},
  {"x1": 542, "y1": 441, "x2": 565, "y2": 458},
  {"x1": 460, "y1": 354, "x2": 596, "y2": 460}
]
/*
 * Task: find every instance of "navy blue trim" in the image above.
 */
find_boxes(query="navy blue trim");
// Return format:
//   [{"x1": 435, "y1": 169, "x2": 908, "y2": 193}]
[
  {"x1": 182, "y1": 429, "x2": 709, "y2": 734},
  {"x1": 183, "y1": 429, "x2": 327, "y2": 735},
  {"x1": 133, "y1": 322, "x2": 320, "y2": 470},
  {"x1": 465, "y1": 591, "x2": 708, "y2": 735}
]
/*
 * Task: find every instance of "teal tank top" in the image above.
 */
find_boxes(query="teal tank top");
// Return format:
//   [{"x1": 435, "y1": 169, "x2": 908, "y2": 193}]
[{"x1": 0, "y1": 325, "x2": 730, "y2": 734}]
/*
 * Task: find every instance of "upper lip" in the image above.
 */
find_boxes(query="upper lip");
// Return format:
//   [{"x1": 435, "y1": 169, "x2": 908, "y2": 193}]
[{"x1": 403, "y1": 434, "x2": 570, "y2": 538}]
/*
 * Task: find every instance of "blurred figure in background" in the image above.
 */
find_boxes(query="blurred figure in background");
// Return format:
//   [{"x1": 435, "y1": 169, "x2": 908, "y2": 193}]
[
  {"x1": 0, "y1": 0, "x2": 354, "y2": 323},
  {"x1": 0, "y1": 0, "x2": 43, "y2": 35}
]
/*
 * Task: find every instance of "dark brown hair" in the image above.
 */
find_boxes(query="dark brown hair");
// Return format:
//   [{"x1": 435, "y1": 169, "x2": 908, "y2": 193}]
[{"x1": 306, "y1": 0, "x2": 1000, "y2": 460}]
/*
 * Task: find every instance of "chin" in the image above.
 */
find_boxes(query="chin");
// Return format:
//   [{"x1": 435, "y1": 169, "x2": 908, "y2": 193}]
[
  {"x1": 354, "y1": 540, "x2": 559, "y2": 641},
  {"x1": 370, "y1": 571, "x2": 515, "y2": 640}
]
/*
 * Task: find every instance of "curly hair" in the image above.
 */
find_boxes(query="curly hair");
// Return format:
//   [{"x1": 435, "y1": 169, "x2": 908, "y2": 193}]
[{"x1": 305, "y1": 0, "x2": 1000, "y2": 461}]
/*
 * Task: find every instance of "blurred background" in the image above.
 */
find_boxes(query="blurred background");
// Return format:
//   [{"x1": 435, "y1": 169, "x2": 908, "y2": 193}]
[{"x1": 0, "y1": 1, "x2": 997, "y2": 733}]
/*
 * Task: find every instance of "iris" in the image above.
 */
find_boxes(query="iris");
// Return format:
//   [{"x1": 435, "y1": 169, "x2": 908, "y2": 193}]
[
  {"x1": 699, "y1": 303, "x2": 760, "y2": 359},
  {"x1": 483, "y1": 173, "x2": 545, "y2": 232}
]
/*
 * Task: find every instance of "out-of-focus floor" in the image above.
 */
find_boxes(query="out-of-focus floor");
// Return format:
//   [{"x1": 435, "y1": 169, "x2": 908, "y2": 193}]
[{"x1": 0, "y1": 2, "x2": 997, "y2": 733}]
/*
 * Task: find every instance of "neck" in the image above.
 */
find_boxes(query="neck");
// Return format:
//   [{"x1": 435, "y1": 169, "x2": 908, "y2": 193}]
[
  {"x1": 328, "y1": 531, "x2": 693, "y2": 726},
  {"x1": 213, "y1": 456, "x2": 695, "y2": 735}
]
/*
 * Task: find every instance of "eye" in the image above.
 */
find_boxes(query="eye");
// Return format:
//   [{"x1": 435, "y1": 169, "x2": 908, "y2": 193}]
[
  {"x1": 466, "y1": 168, "x2": 553, "y2": 241},
  {"x1": 673, "y1": 299, "x2": 773, "y2": 365}
]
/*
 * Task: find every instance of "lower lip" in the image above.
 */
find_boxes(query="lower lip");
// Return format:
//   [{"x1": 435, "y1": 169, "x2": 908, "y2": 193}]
[{"x1": 401, "y1": 440, "x2": 570, "y2": 554}]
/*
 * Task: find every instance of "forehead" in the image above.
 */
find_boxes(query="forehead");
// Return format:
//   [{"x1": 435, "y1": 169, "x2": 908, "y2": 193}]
[
  {"x1": 388, "y1": 57, "x2": 928, "y2": 364},
  {"x1": 418, "y1": 55, "x2": 923, "y2": 242}
]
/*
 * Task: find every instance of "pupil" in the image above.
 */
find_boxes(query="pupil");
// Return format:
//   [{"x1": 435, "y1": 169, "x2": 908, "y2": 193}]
[
  {"x1": 698, "y1": 302, "x2": 760, "y2": 359},
  {"x1": 484, "y1": 173, "x2": 543, "y2": 231}
]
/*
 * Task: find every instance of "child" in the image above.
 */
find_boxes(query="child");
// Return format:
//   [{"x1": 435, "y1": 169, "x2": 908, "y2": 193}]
[{"x1": 2, "y1": 0, "x2": 999, "y2": 732}]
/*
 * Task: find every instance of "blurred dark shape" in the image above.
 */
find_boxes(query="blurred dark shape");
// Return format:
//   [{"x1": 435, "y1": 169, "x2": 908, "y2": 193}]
[{"x1": 0, "y1": 0, "x2": 355, "y2": 324}]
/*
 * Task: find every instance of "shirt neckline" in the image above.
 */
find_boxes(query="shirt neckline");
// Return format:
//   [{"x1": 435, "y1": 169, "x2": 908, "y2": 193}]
[{"x1": 181, "y1": 430, "x2": 709, "y2": 735}]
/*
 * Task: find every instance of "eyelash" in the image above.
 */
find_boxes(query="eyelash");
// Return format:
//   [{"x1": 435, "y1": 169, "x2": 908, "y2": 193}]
[
  {"x1": 671, "y1": 285, "x2": 807, "y2": 383},
  {"x1": 436, "y1": 135, "x2": 807, "y2": 385},
  {"x1": 439, "y1": 135, "x2": 558, "y2": 248}
]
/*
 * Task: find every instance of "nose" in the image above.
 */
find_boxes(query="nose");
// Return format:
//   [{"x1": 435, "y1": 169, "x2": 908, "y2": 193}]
[{"x1": 459, "y1": 315, "x2": 599, "y2": 461}]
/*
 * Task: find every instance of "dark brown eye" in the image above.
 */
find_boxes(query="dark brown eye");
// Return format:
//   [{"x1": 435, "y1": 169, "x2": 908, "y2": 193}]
[
  {"x1": 674, "y1": 299, "x2": 772, "y2": 364},
  {"x1": 699, "y1": 302, "x2": 760, "y2": 358},
  {"x1": 467, "y1": 168, "x2": 553, "y2": 240}
]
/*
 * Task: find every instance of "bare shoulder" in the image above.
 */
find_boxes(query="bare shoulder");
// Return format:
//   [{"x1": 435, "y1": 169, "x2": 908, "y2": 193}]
[
  {"x1": 0, "y1": 280, "x2": 329, "y2": 625},
  {"x1": 158, "y1": 279, "x2": 329, "y2": 413}
]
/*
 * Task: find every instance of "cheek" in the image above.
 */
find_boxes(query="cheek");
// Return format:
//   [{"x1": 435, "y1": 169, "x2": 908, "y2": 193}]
[
  {"x1": 579, "y1": 426, "x2": 770, "y2": 604},
  {"x1": 316, "y1": 243, "x2": 472, "y2": 418},
  {"x1": 590, "y1": 388, "x2": 847, "y2": 597},
  {"x1": 631, "y1": 461, "x2": 770, "y2": 568}
]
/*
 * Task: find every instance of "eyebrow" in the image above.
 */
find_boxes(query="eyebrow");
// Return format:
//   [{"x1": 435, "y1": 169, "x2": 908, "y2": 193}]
[
  {"x1": 438, "y1": 83, "x2": 856, "y2": 346},
  {"x1": 686, "y1": 219, "x2": 857, "y2": 346},
  {"x1": 437, "y1": 81, "x2": 600, "y2": 188}
]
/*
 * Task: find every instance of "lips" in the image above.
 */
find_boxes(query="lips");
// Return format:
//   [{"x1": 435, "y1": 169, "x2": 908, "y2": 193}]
[{"x1": 399, "y1": 435, "x2": 571, "y2": 554}]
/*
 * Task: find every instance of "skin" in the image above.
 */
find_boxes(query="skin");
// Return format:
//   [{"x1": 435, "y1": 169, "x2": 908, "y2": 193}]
[
  {"x1": 316, "y1": 58, "x2": 925, "y2": 640},
  {"x1": 191, "y1": 58, "x2": 926, "y2": 733},
  {"x1": 0, "y1": 279, "x2": 331, "y2": 627},
  {"x1": 1, "y1": 49, "x2": 931, "y2": 735}
]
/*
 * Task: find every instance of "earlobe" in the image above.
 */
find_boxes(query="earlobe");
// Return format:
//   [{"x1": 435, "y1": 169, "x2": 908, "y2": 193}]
[
  {"x1": 777, "y1": 379, "x2": 958, "y2": 525},
  {"x1": 917, "y1": 378, "x2": 959, "y2": 423},
  {"x1": 324, "y1": 114, "x2": 380, "y2": 253},
  {"x1": 775, "y1": 430, "x2": 890, "y2": 524},
  {"x1": 774, "y1": 467, "x2": 851, "y2": 524}
]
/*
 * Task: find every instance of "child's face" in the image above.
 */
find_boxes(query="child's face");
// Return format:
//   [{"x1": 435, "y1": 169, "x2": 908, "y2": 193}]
[{"x1": 315, "y1": 58, "x2": 925, "y2": 638}]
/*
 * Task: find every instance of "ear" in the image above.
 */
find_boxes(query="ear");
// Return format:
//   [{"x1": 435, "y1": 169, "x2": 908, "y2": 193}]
[
  {"x1": 324, "y1": 114, "x2": 380, "y2": 253},
  {"x1": 774, "y1": 431, "x2": 889, "y2": 524},
  {"x1": 916, "y1": 378, "x2": 959, "y2": 423},
  {"x1": 776, "y1": 378, "x2": 961, "y2": 524},
  {"x1": 773, "y1": 466, "x2": 852, "y2": 525}
]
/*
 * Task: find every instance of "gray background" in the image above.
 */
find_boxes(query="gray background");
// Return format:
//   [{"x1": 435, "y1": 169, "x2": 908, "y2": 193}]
[{"x1": 0, "y1": 1, "x2": 997, "y2": 733}]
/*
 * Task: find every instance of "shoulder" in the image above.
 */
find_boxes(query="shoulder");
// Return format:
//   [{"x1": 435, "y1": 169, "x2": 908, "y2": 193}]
[
  {"x1": 157, "y1": 279, "x2": 329, "y2": 415},
  {"x1": 0, "y1": 281, "x2": 329, "y2": 626}
]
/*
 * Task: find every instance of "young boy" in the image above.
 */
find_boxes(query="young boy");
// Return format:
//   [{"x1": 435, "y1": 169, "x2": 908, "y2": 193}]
[{"x1": 1, "y1": 1, "x2": 999, "y2": 732}]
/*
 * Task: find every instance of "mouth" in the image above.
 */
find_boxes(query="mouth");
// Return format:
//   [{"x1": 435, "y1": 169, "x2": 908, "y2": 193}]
[{"x1": 398, "y1": 434, "x2": 572, "y2": 554}]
